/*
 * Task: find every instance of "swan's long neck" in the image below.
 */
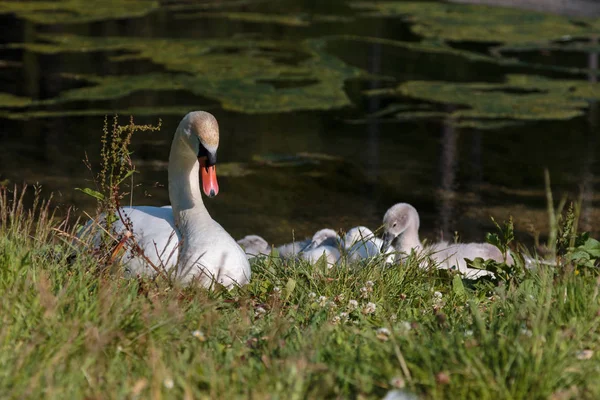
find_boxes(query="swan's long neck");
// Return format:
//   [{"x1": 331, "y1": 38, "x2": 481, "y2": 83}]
[{"x1": 168, "y1": 135, "x2": 211, "y2": 229}]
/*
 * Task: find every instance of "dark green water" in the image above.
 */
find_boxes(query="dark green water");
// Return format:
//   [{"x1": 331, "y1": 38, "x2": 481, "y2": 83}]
[{"x1": 0, "y1": 0, "x2": 599, "y2": 245}]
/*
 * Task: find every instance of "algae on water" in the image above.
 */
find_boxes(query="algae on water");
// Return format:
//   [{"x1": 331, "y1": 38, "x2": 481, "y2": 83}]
[
  {"x1": 351, "y1": 1, "x2": 600, "y2": 45},
  {"x1": 3, "y1": 1, "x2": 600, "y2": 124},
  {"x1": 0, "y1": 0, "x2": 260, "y2": 24},
  {"x1": 368, "y1": 74, "x2": 600, "y2": 128},
  {"x1": 10, "y1": 34, "x2": 364, "y2": 114},
  {"x1": 176, "y1": 11, "x2": 353, "y2": 26},
  {"x1": 348, "y1": 1, "x2": 600, "y2": 75},
  {"x1": 0, "y1": 0, "x2": 160, "y2": 24},
  {"x1": 0, "y1": 93, "x2": 32, "y2": 108}
]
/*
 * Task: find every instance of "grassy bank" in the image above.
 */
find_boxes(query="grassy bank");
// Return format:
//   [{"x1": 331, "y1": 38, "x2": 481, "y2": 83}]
[{"x1": 0, "y1": 185, "x2": 599, "y2": 399}]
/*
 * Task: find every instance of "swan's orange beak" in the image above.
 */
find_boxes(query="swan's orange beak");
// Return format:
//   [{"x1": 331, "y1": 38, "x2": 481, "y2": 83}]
[{"x1": 199, "y1": 157, "x2": 219, "y2": 198}]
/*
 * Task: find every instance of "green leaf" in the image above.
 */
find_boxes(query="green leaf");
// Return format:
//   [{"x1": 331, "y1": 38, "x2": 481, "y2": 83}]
[
  {"x1": 452, "y1": 275, "x2": 467, "y2": 301},
  {"x1": 75, "y1": 187, "x2": 105, "y2": 201},
  {"x1": 567, "y1": 250, "x2": 590, "y2": 262},
  {"x1": 582, "y1": 238, "x2": 600, "y2": 258},
  {"x1": 284, "y1": 278, "x2": 296, "y2": 301},
  {"x1": 117, "y1": 169, "x2": 137, "y2": 185},
  {"x1": 486, "y1": 233, "x2": 501, "y2": 249},
  {"x1": 465, "y1": 257, "x2": 486, "y2": 270}
]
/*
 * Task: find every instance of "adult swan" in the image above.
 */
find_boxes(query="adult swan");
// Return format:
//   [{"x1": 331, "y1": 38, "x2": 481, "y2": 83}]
[{"x1": 86, "y1": 111, "x2": 251, "y2": 288}]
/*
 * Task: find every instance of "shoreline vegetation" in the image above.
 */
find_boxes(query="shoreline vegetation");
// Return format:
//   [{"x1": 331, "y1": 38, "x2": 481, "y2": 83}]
[{"x1": 1, "y1": 117, "x2": 599, "y2": 399}]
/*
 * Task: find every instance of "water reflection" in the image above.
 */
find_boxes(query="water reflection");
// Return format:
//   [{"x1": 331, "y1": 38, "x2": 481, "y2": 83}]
[
  {"x1": 365, "y1": 25, "x2": 382, "y2": 221},
  {"x1": 437, "y1": 107, "x2": 458, "y2": 242},
  {"x1": 450, "y1": 0, "x2": 600, "y2": 18},
  {"x1": 581, "y1": 37, "x2": 599, "y2": 232},
  {"x1": 0, "y1": 1, "x2": 599, "y2": 245}
]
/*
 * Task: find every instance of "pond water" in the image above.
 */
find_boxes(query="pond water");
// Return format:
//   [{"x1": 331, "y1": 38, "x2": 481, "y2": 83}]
[{"x1": 0, "y1": 0, "x2": 599, "y2": 246}]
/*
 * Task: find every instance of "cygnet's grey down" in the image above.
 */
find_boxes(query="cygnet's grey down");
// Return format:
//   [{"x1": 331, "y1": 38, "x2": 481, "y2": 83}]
[
  {"x1": 276, "y1": 238, "x2": 312, "y2": 259},
  {"x1": 237, "y1": 235, "x2": 271, "y2": 259},
  {"x1": 342, "y1": 226, "x2": 396, "y2": 263},
  {"x1": 381, "y1": 203, "x2": 512, "y2": 278},
  {"x1": 299, "y1": 228, "x2": 341, "y2": 266}
]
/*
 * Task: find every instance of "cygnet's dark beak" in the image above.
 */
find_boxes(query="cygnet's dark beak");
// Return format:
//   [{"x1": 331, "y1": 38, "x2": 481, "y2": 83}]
[
  {"x1": 300, "y1": 240, "x2": 318, "y2": 253},
  {"x1": 381, "y1": 232, "x2": 395, "y2": 253}
]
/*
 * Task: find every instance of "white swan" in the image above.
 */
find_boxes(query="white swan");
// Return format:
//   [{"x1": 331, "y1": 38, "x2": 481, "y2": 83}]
[
  {"x1": 237, "y1": 235, "x2": 271, "y2": 259},
  {"x1": 83, "y1": 111, "x2": 251, "y2": 288},
  {"x1": 381, "y1": 203, "x2": 510, "y2": 278},
  {"x1": 299, "y1": 228, "x2": 341, "y2": 266}
]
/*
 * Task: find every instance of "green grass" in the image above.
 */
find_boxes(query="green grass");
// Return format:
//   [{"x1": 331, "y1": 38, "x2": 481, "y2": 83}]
[{"x1": 1, "y1": 186, "x2": 599, "y2": 399}]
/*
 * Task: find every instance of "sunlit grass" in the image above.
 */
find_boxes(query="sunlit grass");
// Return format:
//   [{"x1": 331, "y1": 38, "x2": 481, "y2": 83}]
[{"x1": 1, "y1": 184, "x2": 599, "y2": 399}]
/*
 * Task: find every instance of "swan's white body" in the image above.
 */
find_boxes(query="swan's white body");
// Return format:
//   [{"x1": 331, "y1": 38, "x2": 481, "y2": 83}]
[
  {"x1": 83, "y1": 112, "x2": 251, "y2": 288},
  {"x1": 382, "y1": 203, "x2": 510, "y2": 278}
]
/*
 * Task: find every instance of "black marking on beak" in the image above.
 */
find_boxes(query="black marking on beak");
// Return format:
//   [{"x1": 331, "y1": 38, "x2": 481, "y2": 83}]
[
  {"x1": 300, "y1": 240, "x2": 317, "y2": 253},
  {"x1": 197, "y1": 142, "x2": 217, "y2": 166},
  {"x1": 381, "y1": 232, "x2": 396, "y2": 253}
]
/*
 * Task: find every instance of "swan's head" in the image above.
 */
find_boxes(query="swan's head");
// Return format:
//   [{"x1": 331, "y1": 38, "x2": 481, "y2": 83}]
[
  {"x1": 302, "y1": 228, "x2": 340, "y2": 252},
  {"x1": 343, "y1": 226, "x2": 375, "y2": 249},
  {"x1": 381, "y1": 203, "x2": 419, "y2": 252},
  {"x1": 179, "y1": 111, "x2": 220, "y2": 198}
]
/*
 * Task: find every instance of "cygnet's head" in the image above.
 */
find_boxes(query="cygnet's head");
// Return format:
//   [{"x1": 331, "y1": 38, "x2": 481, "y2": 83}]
[
  {"x1": 343, "y1": 226, "x2": 375, "y2": 249},
  {"x1": 177, "y1": 111, "x2": 220, "y2": 197},
  {"x1": 237, "y1": 235, "x2": 270, "y2": 254},
  {"x1": 302, "y1": 228, "x2": 341, "y2": 251},
  {"x1": 381, "y1": 203, "x2": 420, "y2": 252}
]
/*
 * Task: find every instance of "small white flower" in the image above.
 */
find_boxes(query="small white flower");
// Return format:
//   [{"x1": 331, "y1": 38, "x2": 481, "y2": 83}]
[
  {"x1": 360, "y1": 287, "x2": 369, "y2": 298},
  {"x1": 335, "y1": 293, "x2": 345, "y2": 302},
  {"x1": 576, "y1": 349, "x2": 594, "y2": 360},
  {"x1": 389, "y1": 376, "x2": 406, "y2": 389},
  {"x1": 434, "y1": 291, "x2": 443, "y2": 299},
  {"x1": 382, "y1": 389, "x2": 418, "y2": 400},
  {"x1": 520, "y1": 328, "x2": 532, "y2": 337},
  {"x1": 255, "y1": 306, "x2": 267, "y2": 317},
  {"x1": 390, "y1": 313, "x2": 398, "y2": 322},
  {"x1": 331, "y1": 316, "x2": 341, "y2": 325},
  {"x1": 399, "y1": 321, "x2": 412, "y2": 332},
  {"x1": 308, "y1": 292, "x2": 317, "y2": 299},
  {"x1": 318, "y1": 296, "x2": 328, "y2": 307},
  {"x1": 376, "y1": 327, "x2": 391, "y2": 341},
  {"x1": 163, "y1": 378, "x2": 174, "y2": 389},
  {"x1": 116, "y1": 345, "x2": 123, "y2": 353},
  {"x1": 363, "y1": 302, "x2": 377, "y2": 315},
  {"x1": 464, "y1": 330, "x2": 473, "y2": 337},
  {"x1": 339, "y1": 312, "x2": 349, "y2": 321},
  {"x1": 365, "y1": 280, "x2": 374, "y2": 288},
  {"x1": 327, "y1": 301, "x2": 337, "y2": 309},
  {"x1": 273, "y1": 286, "x2": 281, "y2": 293},
  {"x1": 192, "y1": 330, "x2": 206, "y2": 341},
  {"x1": 348, "y1": 299, "x2": 359, "y2": 311}
]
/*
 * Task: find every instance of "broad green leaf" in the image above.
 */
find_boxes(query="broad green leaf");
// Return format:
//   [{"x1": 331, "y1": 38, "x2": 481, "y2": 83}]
[
  {"x1": 452, "y1": 275, "x2": 466, "y2": 301},
  {"x1": 75, "y1": 187, "x2": 105, "y2": 201}
]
